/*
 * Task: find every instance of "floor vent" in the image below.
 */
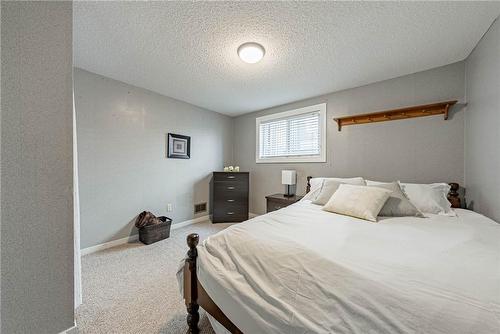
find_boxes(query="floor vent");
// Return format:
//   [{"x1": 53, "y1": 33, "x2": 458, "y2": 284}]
[{"x1": 194, "y1": 202, "x2": 207, "y2": 214}]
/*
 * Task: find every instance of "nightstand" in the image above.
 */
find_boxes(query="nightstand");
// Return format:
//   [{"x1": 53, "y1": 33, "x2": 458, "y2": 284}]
[{"x1": 265, "y1": 193, "x2": 304, "y2": 213}]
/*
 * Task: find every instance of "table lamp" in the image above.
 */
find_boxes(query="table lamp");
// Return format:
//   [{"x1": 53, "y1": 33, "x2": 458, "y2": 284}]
[{"x1": 282, "y1": 170, "x2": 296, "y2": 197}]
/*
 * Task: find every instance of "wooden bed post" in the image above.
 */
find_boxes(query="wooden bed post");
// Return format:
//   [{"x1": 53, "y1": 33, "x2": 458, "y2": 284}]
[
  {"x1": 183, "y1": 232, "x2": 243, "y2": 334},
  {"x1": 186, "y1": 233, "x2": 200, "y2": 334}
]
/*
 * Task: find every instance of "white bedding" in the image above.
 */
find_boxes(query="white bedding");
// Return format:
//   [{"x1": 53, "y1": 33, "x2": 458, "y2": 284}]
[{"x1": 178, "y1": 201, "x2": 500, "y2": 334}]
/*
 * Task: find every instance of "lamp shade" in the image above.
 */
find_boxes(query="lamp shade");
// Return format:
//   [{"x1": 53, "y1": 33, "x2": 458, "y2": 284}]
[{"x1": 281, "y1": 170, "x2": 296, "y2": 185}]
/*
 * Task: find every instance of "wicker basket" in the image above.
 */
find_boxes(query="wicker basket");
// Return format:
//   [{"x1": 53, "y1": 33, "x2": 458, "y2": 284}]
[{"x1": 138, "y1": 216, "x2": 172, "y2": 245}]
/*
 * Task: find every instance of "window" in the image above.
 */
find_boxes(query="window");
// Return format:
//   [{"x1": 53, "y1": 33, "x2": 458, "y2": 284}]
[{"x1": 256, "y1": 103, "x2": 326, "y2": 163}]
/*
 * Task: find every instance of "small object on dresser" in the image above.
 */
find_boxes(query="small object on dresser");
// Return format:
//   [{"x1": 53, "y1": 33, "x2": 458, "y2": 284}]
[
  {"x1": 266, "y1": 193, "x2": 303, "y2": 213},
  {"x1": 135, "y1": 211, "x2": 172, "y2": 245}
]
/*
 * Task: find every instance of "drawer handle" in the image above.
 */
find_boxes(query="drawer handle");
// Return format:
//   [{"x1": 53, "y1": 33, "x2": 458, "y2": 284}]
[
  {"x1": 227, "y1": 186, "x2": 235, "y2": 190},
  {"x1": 227, "y1": 175, "x2": 236, "y2": 179},
  {"x1": 227, "y1": 199, "x2": 235, "y2": 202},
  {"x1": 227, "y1": 212, "x2": 234, "y2": 215}
]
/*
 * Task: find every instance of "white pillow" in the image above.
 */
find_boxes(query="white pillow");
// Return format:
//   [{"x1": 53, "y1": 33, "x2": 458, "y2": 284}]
[
  {"x1": 366, "y1": 180, "x2": 390, "y2": 186},
  {"x1": 309, "y1": 178, "x2": 325, "y2": 192},
  {"x1": 312, "y1": 177, "x2": 366, "y2": 205},
  {"x1": 400, "y1": 183, "x2": 454, "y2": 216},
  {"x1": 301, "y1": 188, "x2": 320, "y2": 201},
  {"x1": 301, "y1": 187, "x2": 320, "y2": 201},
  {"x1": 367, "y1": 181, "x2": 424, "y2": 217},
  {"x1": 301, "y1": 178, "x2": 324, "y2": 201},
  {"x1": 304, "y1": 177, "x2": 365, "y2": 201},
  {"x1": 322, "y1": 184, "x2": 392, "y2": 222}
]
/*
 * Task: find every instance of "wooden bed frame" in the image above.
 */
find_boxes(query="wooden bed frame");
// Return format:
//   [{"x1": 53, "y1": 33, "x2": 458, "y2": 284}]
[{"x1": 183, "y1": 177, "x2": 462, "y2": 333}]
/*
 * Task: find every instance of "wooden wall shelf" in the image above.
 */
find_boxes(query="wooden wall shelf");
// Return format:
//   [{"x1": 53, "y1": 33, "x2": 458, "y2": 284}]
[{"x1": 333, "y1": 100, "x2": 457, "y2": 131}]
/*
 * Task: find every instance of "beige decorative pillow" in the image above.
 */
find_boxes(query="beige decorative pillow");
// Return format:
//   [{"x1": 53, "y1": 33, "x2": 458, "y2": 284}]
[
  {"x1": 322, "y1": 184, "x2": 392, "y2": 222},
  {"x1": 312, "y1": 177, "x2": 366, "y2": 205},
  {"x1": 367, "y1": 181, "x2": 424, "y2": 217}
]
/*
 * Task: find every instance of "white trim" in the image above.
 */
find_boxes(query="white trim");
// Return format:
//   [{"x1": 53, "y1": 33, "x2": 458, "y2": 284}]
[
  {"x1": 170, "y1": 215, "x2": 210, "y2": 230},
  {"x1": 81, "y1": 215, "x2": 210, "y2": 256},
  {"x1": 72, "y1": 89, "x2": 82, "y2": 308},
  {"x1": 59, "y1": 323, "x2": 77, "y2": 334},
  {"x1": 81, "y1": 234, "x2": 139, "y2": 256},
  {"x1": 255, "y1": 103, "x2": 327, "y2": 164}
]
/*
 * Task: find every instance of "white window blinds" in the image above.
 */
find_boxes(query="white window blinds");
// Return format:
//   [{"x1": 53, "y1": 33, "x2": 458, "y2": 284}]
[
  {"x1": 256, "y1": 103, "x2": 326, "y2": 163},
  {"x1": 259, "y1": 112, "x2": 320, "y2": 158}
]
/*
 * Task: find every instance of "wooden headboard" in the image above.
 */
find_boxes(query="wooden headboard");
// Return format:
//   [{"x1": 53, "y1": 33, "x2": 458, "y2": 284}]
[
  {"x1": 447, "y1": 182, "x2": 461, "y2": 208},
  {"x1": 306, "y1": 176, "x2": 313, "y2": 194},
  {"x1": 305, "y1": 176, "x2": 461, "y2": 208}
]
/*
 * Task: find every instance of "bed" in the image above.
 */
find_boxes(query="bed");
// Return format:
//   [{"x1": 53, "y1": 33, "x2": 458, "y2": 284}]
[{"x1": 178, "y1": 180, "x2": 500, "y2": 334}]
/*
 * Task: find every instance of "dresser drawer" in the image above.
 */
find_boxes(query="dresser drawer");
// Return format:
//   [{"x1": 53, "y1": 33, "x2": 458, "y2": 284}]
[
  {"x1": 213, "y1": 172, "x2": 249, "y2": 183},
  {"x1": 213, "y1": 199, "x2": 248, "y2": 210},
  {"x1": 213, "y1": 205, "x2": 248, "y2": 222},
  {"x1": 213, "y1": 181, "x2": 248, "y2": 196},
  {"x1": 214, "y1": 196, "x2": 247, "y2": 205},
  {"x1": 213, "y1": 212, "x2": 247, "y2": 222}
]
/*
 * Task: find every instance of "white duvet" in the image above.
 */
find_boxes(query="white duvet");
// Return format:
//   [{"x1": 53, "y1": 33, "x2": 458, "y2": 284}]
[{"x1": 179, "y1": 201, "x2": 500, "y2": 334}]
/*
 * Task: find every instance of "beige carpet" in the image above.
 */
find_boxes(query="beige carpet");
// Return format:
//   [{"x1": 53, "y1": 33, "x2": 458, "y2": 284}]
[{"x1": 76, "y1": 221, "x2": 233, "y2": 334}]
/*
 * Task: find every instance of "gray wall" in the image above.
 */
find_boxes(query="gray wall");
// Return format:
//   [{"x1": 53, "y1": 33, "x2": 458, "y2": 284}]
[
  {"x1": 0, "y1": 2, "x2": 3, "y2": 330},
  {"x1": 234, "y1": 62, "x2": 466, "y2": 214},
  {"x1": 74, "y1": 68, "x2": 233, "y2": 249},
  {"x1": 1, "y1": 2, "x2": 74, "y2": 333},
  {"x1": 465, "y1": 18, "x2": 500, "y2": 222}
]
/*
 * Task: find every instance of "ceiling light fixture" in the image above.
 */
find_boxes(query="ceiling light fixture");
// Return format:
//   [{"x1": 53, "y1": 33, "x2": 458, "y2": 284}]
[{"x1": 237, "y1": 42, "x2": 265, "y2": 64}]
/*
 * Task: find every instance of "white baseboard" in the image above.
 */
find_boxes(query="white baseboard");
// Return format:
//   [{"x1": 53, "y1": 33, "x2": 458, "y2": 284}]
[
  {"x1": 171, "y1": 214, "x2": 210, "y2": 230},
  {"x1": 59, "y1": 323, "x2": 77, "y2": 334},
  {"x1": 81, "y1": 215, "x2": 210, "y2": 256},
  {"x1": 81, "y1": 234, "x2": 139, "y2": 256}
]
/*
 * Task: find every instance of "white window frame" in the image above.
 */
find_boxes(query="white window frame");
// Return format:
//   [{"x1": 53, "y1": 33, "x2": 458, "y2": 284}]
[{"x1": 255, "y1": 103, "x2": 327, "y2": 163}]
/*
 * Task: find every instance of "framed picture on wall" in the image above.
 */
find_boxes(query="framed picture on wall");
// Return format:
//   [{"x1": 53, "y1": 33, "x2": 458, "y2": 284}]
[{"x1": 167, "y1": 133, "x2": 191, "y2": 159}]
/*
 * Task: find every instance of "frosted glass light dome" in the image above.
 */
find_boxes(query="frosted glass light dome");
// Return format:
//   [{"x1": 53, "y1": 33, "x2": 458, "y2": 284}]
[{"x1": 237, "y1": 42, "x2": 265, "y2": 64}]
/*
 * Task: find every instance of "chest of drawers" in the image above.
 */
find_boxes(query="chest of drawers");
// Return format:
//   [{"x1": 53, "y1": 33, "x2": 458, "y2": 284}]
[{"x1": 212, "y1": 172, "x2": 249, "y2": 223}]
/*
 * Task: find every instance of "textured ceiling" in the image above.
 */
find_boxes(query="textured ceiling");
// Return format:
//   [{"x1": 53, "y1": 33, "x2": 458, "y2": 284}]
[{"x1": 74, "y1": 2, "x2": 500, "y2": 116}]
